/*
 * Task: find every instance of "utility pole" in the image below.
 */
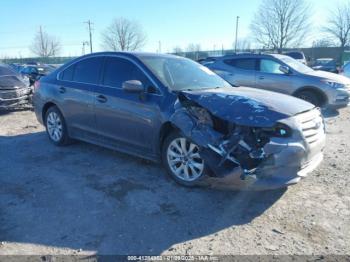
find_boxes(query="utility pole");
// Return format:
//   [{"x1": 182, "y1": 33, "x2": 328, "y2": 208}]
[
  {"x1": 82, "y1": 41, "x2": 89, "y2": 55},
  {"x1": 84, "y1": 20, "x2": 93, "y2": 53},
  {"x1": 234, "y1": 16, "x2": 240, "y2": 53},
  {"x1": 158, "y1": 41, "x2": 162, "y2": 53}
]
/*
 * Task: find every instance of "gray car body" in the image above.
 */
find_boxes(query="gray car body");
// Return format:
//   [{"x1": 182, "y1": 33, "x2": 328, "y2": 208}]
[
  {"x1": 33, "y1": 52, "x2": 325, "y2": 190},
  {"x1": 207, "y1": 53, "x2": 350, "y2": 109}
]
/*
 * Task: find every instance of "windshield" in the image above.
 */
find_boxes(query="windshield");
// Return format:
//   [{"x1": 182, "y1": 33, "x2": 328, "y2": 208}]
[
  {"x1": 280, "y1": 56, "x2": 313, "y2": 74},
  {"x1": 139, "y1": 56, "x2": 231, "y2": 91}
]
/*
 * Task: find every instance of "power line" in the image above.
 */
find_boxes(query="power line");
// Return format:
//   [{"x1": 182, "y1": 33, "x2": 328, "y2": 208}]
[{"x1": 84, "y1": 20, "x2": 93, "y2": 53}]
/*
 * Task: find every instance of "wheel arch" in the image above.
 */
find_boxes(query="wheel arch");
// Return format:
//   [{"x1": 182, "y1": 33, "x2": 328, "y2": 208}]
[
  {"x1": 292, "y1": 86, "x2": 328, "y2": 106},
  {"x1": 42, "y1": 101, "x2": 61, "y2": 123},
  {"x1": 158, "y1": 121, "x2": 180, "y2": 152}
]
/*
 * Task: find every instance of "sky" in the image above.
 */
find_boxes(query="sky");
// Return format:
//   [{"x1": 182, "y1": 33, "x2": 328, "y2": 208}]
[{"x1": 0, "y1": 0, "x2": 341, "y2": 58}]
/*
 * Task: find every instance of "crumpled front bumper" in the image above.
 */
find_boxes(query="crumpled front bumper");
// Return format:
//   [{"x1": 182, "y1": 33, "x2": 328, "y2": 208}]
[
  {"x1": 200, "y1": 109, "x2": 326, "y2": 190},
  {"x1": 0, "y1": 87, "x2": 32, "y2": 109}
]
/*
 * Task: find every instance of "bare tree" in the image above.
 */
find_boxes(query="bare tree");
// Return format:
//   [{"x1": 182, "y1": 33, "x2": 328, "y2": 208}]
[
  {"x1": 30, "y1": 27, "x2": 61, "y2": 57},
  {"x1": 186, "y1": 43, "x2": 201, "y2": 53},
  {"x1": 173, "y1": 46, "x2": 183, "y2": 55},
  {"x1": 324, "y1": 1, "x2": 350, "y2": 52},
  {"x1": 185, "y1": 43, "x2": 201, "y2": 60},
  {"x1": 102, "y1": 18, "x2": 146, "y2": 51},
  {"x1": 312, "y1": 38, "x2": 336, "y2": 48},
  {"x1": 235, "y1": 38, "x2": 252, "y2": 51},
  {"x1": 250, "y1": 0, "x2": 311, "y2": 53}
]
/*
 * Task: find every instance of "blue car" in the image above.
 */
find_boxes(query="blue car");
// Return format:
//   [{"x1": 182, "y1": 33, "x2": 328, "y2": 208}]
[{"x1": 33, "y1": 52, "x2": 325, "y2": 190}]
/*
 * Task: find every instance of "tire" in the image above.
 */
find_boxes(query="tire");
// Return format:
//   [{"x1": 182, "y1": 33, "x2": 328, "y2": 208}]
[
  {"x1": 162, "y1": 131, "x2": 207, "y2": 187},
  {"x1": 295, "y1": 90, "x2": 321, "y2": 107},
  {"x1": 45, "y1": 106, "x2": 70, "y2": 146}
]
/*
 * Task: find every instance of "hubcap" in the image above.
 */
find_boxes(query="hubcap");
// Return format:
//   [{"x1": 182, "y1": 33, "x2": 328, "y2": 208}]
[
  {"x1": 167, "y1": 137, "x2": 204, "y2": 182},
  {"x1": 46, "y1": 112, "x2": 63, "y2": 142}
]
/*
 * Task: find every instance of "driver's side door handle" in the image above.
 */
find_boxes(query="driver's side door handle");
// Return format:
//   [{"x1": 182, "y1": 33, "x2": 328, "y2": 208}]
[
  {"x1": 96, "y1": 95, "x2": 107, "y2": 103},
  {"x1": 59, "y1": 87, "x2": 66, "y2": 94}
]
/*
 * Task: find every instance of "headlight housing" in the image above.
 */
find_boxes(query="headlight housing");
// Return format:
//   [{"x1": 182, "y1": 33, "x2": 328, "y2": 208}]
[
  {"x1": 260, "y1": 123, "x2": 292, "y2": 138},
  {"x1": 321, "y1": 80, "x2": 345, "y2": 89}
]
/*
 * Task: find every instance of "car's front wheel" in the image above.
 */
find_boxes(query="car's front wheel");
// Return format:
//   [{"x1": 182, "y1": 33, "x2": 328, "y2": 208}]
[
  {"x1": 295, "y1": 90, "x2": 321, "y2": 107},
  {"x1": 45, "y1": 106, "x2": 70, "y2": 146},
  {"x1": 162, "y1": 132, "x2": 206, "y2": 186}
]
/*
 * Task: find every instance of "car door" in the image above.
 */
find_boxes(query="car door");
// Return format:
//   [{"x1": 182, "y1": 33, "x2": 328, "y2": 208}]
[
  {"x1": 219, "y1": 58, "x2": 257, "y2": 87},
  {"x1": 57, "y1": 56, "x2": 104, "y2": 139},
  {"x1": 256, "y1": 58, "x2": 294, "y2": 94},
  {"x1": 94, "y1": 56, "x2": 162, "y2": 154}
]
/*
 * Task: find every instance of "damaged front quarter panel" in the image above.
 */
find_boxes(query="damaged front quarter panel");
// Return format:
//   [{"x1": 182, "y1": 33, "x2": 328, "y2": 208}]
[{"x1": 169, "y1": 91, "x2": 325, "y2": 190}]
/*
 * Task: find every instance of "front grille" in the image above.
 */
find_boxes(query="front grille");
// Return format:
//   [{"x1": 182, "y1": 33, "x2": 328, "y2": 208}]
[
  {"x1": 0, "y1": 90, "x2": 19, "y2": 100},
  {"x1": 296, "y1": 109, "x2": 325, "y2": 145},
  {"x1": 0, "y1": 88, "x2": 29, "y2": 100}
]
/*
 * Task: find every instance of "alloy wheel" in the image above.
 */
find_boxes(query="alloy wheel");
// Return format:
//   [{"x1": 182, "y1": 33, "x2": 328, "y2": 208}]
[
  {"x1": 166, "y1": 137, "x2": 204, "y2": 182},
  {"x1": 46, "y1": 112, "x2": 63, "y2": 142}
]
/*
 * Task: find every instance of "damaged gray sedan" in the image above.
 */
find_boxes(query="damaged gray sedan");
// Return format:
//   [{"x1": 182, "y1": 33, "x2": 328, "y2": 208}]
[{"x1": 33, "y1": 52, "x2": 325, "y2": 190}]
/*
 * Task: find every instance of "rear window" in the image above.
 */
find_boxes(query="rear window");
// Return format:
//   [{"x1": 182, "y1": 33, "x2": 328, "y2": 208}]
[
  {"x1": 224, "y1": 58, "x2": 256, "y2": 70},
  {"x1": 285, "y1": 52, "x2": 303, "y2": 59}
]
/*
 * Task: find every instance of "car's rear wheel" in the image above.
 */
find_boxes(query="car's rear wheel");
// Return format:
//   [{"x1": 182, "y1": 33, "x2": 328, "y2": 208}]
[
  {"x1": 162, "y1": 132, "x2": 206, "y2": 186},
  {"x1": 295, "y1": 90, "x2": 321, "y2": 107},
  {"x1": 45, "y1": 106, "x2": 70, "y2": 146}
]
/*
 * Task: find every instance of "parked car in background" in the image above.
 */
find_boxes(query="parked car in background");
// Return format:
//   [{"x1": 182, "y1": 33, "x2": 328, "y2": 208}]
[
  {"x1": 33, "y1": 52, "x2": 325, "y2": 190},
  {"x1": 0, "y1": 64, "x2": 32, "y2": 109},
  {"x1": 20, "y1": 65, "x2": 54, "y2": 86},
  {"x1": 206, "y1": 53, "x2": 350, "y2": 109},
  {"x1": 312, "y1": 58, "x2": 338, "y2": 73},
  {"x1": 284, "y1": 51, "x2": 307, "y2": 65},
  {"x1": 340, "y1": 61, "x2": 350, "y2": 78},
  {"x1": 197, "y1": 56, "x2": 221, "y2": 66},
  {"x1": 8, "y1": 63, "x2": 24, "y2": 73}
]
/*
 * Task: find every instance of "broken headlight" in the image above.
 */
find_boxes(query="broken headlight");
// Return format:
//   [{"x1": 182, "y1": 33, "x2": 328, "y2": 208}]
[
  {"x1": 260, "y1": 123, "x2": 292, "y2": 138},
  {"x1": 271, "y1": 123, "x2": 292, "y2": 138}
]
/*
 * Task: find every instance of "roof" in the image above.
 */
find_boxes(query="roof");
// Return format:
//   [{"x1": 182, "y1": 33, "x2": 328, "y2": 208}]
[
  {"x1": 217, "y1": 53, "x2": 289, "y2": 60},
  {"x1": 80, "y1": 51, "x2": 180, "y2": 60}
]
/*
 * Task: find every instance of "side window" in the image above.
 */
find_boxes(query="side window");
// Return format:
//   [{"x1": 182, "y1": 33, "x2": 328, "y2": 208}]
[
  {"x1": 224, "y1": 58, "x2": 256, "y2": 70},
  {"x1": 22, "y1": 67, "x2": 30, "y2": 74},
  {"x1": 60, "y1": 64, "x2": 75, "y2": 81},
  {"x1": 73, "y1": 57, "x2": 104, "y2": 84},
  {"x1": 103, "y1": 57, "x2": 152, "y2": 89},
  {"x1": 260, "y1": 59, "x2": 284, "y2": 74}
]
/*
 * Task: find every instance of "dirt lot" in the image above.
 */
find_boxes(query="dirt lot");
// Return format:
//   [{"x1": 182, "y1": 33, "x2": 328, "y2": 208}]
[{"x1": 0, "y1": 107, "x2": 349, "y2": 256}]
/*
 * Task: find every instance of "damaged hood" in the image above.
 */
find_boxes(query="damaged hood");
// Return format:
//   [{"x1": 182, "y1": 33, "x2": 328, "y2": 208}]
[
  {"x1": 0, "y1": 64, "x2": 27, "y2": 89},
  {"x1": 180, "y1": 87, "x2": 314, "y2": 127}
]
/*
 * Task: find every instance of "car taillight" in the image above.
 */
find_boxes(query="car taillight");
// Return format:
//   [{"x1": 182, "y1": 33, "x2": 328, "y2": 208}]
[{"x1": 34, "y1": 81, "x2": 40, "y2": 92}]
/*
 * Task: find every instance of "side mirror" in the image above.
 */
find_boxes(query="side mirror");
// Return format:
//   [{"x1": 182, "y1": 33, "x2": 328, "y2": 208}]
[
  {"x1": 122, "y1": 80, "x2": 144, "y2": 93},
  {"x1": 279, "y1": 65, "x2": 291, "y2": 75}
]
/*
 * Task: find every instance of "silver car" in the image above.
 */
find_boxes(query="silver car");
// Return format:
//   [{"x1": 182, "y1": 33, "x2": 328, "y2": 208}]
[{"x1": 207, "y1": 54, "x2": 350, "y2": 109}]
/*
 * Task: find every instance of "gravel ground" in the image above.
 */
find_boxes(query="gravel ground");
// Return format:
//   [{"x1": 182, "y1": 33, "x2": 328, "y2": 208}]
[{"x1": 0, "y1": 107, "x2": 349, "y2": 256}]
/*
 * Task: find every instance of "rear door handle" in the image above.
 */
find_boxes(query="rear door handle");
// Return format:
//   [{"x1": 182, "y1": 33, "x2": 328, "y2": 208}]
[
  {"x1": 259, "y1": 76, "x2": 265, "y2": 80},
  {"x1": 59, "y1": 87, "x2": 66, "y2": 93},
  {"x1": 96, "y1": 95, "x2": 107, "y2": 103}
]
